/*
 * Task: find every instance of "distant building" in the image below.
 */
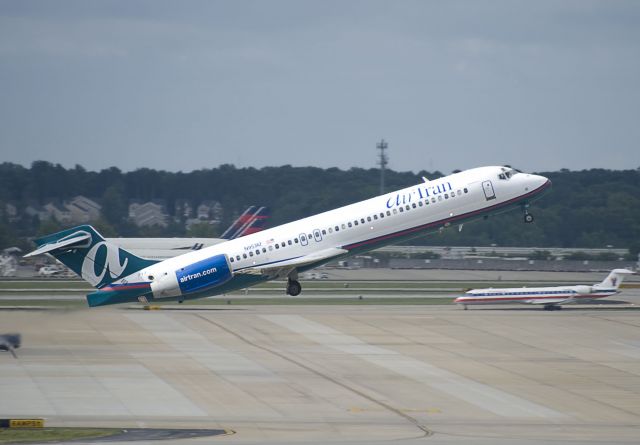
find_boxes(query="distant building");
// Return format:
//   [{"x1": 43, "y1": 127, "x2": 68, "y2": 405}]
[
  {"x1": 24, "y1": 205, "x2": 49, "y2": 221},
  {"x1": 196, "y1": 200, "x2": 223, "y2": 222},
  {"x1": 129, "y1": 201, "x2": 169, "y2": 227},
  {"x1": 174, "y1": 199, "x2": 193, "y2": 219},
  {"x1": 64, "y1": 196, "x2": 102, "y2": 223},
  {"x1": 185, "y1": 200, "x2": 222, "y2": 230},
  {"x1": 25, "y1": 196, "x2": 102, "y2": 224},
  {"x1": 43, "y1": 203, "x2": 72, "y2": 223}
]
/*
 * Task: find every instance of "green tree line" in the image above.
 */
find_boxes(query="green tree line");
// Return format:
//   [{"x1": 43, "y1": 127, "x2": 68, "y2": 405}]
[{"x1": 0, "y1": 162, "x2": 638, "y2": 256}]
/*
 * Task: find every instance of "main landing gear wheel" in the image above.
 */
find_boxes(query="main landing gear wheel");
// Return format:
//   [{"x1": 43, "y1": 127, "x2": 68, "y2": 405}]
[
  {"x1": 543, "y1": 304, "x2": 561, "y2": 311},
  {"x1": 286, "y1": 279, "x2": 302, "y2": 296}
]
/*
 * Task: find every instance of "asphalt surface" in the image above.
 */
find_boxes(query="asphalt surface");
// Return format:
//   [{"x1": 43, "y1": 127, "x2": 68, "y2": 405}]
[{"x1": 0, "y1": 276, "x2": 639, "y2": 444}]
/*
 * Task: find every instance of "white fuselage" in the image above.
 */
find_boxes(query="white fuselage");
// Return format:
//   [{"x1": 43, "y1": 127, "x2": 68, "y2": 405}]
[
  {"x1": 455, "y1": 285, "x2": 618, "y2": 306},
  {"x1": 120, "y1": 166, "x2": 549, "y2": 300},
  {"x1": 455, "y1": 268, "x2": 635, "y2": 307}
]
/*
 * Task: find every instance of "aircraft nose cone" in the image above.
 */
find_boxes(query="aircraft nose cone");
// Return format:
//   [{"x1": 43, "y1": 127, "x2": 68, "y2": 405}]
[{"x1": 525, "y1": 173, "x2": 551, "y2": 194}]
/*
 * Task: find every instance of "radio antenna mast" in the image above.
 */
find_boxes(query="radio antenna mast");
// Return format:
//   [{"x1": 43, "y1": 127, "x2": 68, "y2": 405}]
[{"x1": 377, "y1": 139, "x2": 388, "y2": 195}]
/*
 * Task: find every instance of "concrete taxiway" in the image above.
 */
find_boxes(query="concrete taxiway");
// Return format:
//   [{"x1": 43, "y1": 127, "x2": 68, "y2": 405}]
[{"x1": 1, "y1": 292, "x2": 640, "y2": 444}]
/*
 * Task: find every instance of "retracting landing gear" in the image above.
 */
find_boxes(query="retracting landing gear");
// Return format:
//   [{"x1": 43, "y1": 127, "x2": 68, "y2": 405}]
[
  {"x1": 523, "y1": 203, "x2": 534, "y2": 224},
  {"x1": 286, "y1": 270, "x2": 302, "y2": 296},
  {"x1": 286, "y1": 279, "x2": 302, "y2": 296}
]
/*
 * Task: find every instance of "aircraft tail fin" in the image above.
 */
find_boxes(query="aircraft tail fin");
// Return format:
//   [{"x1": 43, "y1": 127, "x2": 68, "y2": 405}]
[
  {"x1": 25, "y1": 225, "x2": 158, "y2": 288},
  {"x1": 221, "y1": 206, "x2": 270, "y2": 239},
  {"x1": 594, "y1": 269, "x2": 635, "y2": 290},
  {"x1": 238, "y1": 206, "x2": 269, "y2": 237}
]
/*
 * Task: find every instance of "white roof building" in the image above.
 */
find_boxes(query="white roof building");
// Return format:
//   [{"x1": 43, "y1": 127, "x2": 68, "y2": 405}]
[{"x1": 129, "y1": 201, "x2": 169, "y2": 227}]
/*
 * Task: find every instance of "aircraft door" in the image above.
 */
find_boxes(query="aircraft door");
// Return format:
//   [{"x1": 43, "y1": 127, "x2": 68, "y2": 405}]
[
  {"x1": 299, "y1": 233, "x2": 308, "y2": 246},
  {"x1": 482, "y1": 181, "x2": 496, "y2": 201},
  {"x1": 313, "y1": 229, "x2": 322, "y2": 242}
]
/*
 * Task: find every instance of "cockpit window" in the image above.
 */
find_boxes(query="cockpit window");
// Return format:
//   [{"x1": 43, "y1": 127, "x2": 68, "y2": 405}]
[{"x1": 498, "y1": 168, "x2": 517, "y2": 180}]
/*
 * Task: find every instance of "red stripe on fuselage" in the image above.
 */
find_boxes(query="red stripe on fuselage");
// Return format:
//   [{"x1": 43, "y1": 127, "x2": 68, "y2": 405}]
[{"x1": 101, "y1": 282, "x2": 151, "y2": 292}]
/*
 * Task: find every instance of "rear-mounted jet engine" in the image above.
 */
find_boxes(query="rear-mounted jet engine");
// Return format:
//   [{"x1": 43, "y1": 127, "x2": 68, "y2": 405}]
[{"x1": 150, "y1": 254, "x2": 232, "y2": 298}]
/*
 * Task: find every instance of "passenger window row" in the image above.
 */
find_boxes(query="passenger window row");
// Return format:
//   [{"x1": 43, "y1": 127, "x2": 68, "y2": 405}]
[{"x1": 229, "y1": 187, "x2": 470, "y2": 264}]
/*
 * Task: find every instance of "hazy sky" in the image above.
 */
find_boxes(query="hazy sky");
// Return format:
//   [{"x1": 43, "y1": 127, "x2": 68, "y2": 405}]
[{"x1": 1, "y1": 0, "x2": 639, "y2": 174}]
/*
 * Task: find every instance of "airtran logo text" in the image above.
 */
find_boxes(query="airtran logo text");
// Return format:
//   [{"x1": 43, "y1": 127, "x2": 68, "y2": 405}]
[
  {"x1": 81, "y1": 241, "x2": 129, "y2": 287},
  {"x1": 386, "y1": 182, "x2": 453, "y2": 208},
  {"x1": 179, "y1": 267, "x2": 218, "y2": 283}
]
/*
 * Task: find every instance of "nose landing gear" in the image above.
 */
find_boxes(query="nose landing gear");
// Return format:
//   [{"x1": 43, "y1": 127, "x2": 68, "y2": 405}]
[
  {"x1": 522, "y1": 203, "x2": 534, "y2": 223},
  {"x1": 524, "y1": 212, "x2": 534, "y2": 224}
]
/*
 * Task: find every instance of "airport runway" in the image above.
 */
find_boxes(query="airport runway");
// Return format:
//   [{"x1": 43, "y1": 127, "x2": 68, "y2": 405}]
[{"x1": 1, "y1": 293, "x2": 640, "y2": 444}]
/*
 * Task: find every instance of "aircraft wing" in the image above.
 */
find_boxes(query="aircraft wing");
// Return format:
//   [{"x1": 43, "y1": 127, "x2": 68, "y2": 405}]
[
  {"x1": 236, "y1": 247, "x2": 347, "y2": 279},
  {"x1": 525, "y1": 298, "x2": 572, "y2": 305}
]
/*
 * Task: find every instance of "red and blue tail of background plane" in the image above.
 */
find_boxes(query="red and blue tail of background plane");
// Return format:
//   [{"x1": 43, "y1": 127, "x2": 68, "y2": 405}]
[{"x1": 221, "y1": 206, "x2": 270, "y2": 239}]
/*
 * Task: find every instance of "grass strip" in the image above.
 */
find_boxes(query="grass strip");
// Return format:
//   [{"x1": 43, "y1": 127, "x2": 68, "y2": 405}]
[
  {"x1": 0, "y1": 300, "x2": 86, "y2": 308},
  {"x1": 0, "y1": 427, "x2": 119, "y2": 444}
]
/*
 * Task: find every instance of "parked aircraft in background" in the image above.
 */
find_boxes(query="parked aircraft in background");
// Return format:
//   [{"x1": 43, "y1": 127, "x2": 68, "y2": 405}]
[
  {"x1": 107, "y1": 206, "x2": 270, "y2": 260},
  {"x1": 455, "y1": 268, "x2": 635, "y2": 310},
  {"x1": 25, "y1": 166, "x2": 551, "y2": 307}
]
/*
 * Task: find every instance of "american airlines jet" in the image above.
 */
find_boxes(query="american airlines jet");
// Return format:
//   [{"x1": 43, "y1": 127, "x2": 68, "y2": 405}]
[
  {"x1": 25, "y1": 166, "x2": 551, "y2": 307},
  {"x1": 455, "y1": 268, "x2": 635, "y2": 310}
]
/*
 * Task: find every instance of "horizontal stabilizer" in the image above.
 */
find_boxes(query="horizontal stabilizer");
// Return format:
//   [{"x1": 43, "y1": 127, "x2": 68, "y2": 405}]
[
  {"x1": 24, "y1": 232, "x2": 91, "y2": 257},
  {"x1": 24, "y1": 225, "x2": 157, "y2": 289}
]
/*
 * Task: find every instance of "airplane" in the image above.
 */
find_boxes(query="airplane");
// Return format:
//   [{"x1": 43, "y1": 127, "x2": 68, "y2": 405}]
[
  {"x1": 455, "y1": 268, "x2": 635, "y2": 310},
  {"x1": 106, "y1": 206, "x2": 270, "y2": 260},
  {"x1": 25, "y1": 166, "x2": 551, "y2": 307},
  {"x1": 0, "y1": 334, "x2": 21, "y2": 358}
]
